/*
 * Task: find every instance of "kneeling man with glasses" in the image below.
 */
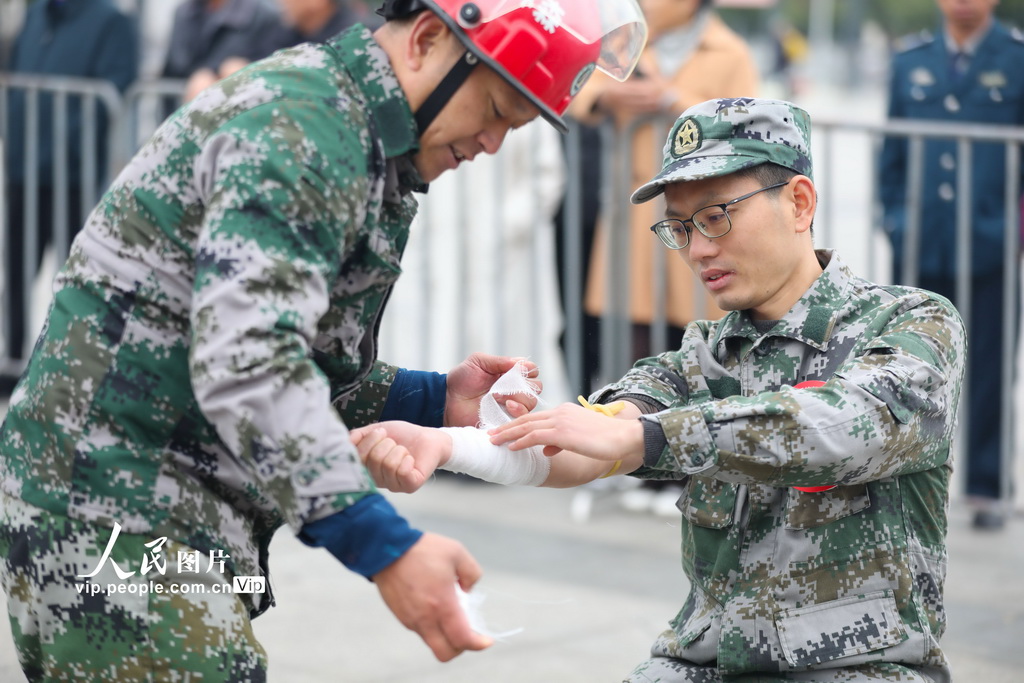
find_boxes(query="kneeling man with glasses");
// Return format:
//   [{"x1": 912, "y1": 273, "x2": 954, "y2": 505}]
[{"x1": 359, "y1": 98, "x2": 966, "y2": 683}]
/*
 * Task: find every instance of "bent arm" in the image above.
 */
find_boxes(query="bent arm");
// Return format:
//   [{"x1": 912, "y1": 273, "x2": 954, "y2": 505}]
[
  {"x1": 612, "y1": 297, "x2": 966, "y2": 488},
  {"x1": 189, "y1": 104, "x2": 377, "y2": 532}
]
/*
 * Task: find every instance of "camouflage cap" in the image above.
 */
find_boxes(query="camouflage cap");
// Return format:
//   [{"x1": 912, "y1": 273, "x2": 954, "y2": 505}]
[{"x1": 631, "y1": 97, "x2": 813, "y2": 204}]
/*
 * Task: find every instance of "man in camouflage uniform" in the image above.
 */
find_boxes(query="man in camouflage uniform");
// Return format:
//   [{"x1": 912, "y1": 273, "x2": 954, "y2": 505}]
[
  {"x1": 0, "y1": 0, "x2": 647, "y2": 679},
  {"x1": 364, "y1": 98, "x2": 966, "y2": 682}
]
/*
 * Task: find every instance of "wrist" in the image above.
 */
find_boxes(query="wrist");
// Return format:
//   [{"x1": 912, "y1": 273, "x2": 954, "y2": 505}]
[
  {"x1": 438, "y1": 430, "x2": 454, "y2": 467},
  {"x1": 626, "y1": 418, "x2": 646, "y2": 460}
]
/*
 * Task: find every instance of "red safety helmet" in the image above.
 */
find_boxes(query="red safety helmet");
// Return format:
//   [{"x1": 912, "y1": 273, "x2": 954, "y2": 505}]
[{"x1": 380, "y1": 0, "x2": 647, "y2": 133}]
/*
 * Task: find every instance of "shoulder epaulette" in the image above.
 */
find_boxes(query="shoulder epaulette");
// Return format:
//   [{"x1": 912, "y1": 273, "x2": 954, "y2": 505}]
[{"x1": 893, "y1": 29, "x2": 934, "y2": 54}]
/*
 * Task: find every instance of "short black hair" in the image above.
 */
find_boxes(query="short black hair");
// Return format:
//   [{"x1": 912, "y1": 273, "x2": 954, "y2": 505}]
[
  {"x1": 731, "y1": 163, "x2": 815, "y2": 233},
  {"x1": 377, "y1": 0, "x2": 428, "y2": 22},
  {"x1": 732, "y1": 162, "x2": 798, "y2": 193}
]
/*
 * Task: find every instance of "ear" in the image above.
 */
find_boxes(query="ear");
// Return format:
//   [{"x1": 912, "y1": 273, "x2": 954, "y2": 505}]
[
  {"x1": 790, "y1": 175, "x2": 816, "y2": 235},
  {"x1": 405, "y1": 11, "x2": 454, "y2": 72}
]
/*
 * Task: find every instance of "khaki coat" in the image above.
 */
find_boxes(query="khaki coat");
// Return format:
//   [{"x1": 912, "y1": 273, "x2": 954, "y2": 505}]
[{"x1": 574, "y1": 14, "x2": 759, "y2": 327}]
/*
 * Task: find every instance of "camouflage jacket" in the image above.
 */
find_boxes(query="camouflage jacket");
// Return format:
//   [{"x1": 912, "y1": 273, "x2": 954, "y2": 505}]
[
  {"x1": 0, "y1": 26, "x2": 420, "y2": 612},
  {"x1": 594, "y1": 250, "x2": 965, "y2": 677}
]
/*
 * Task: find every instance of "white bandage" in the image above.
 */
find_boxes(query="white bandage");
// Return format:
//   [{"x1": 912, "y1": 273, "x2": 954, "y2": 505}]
[
  {"x1": 455, "y1": 584, "x2": 524, "y2": 640},
  {"x1": 440, "y1": 426, "x2": 550, "y2": 486},
  {"x1": 438, "y1": 361, "x2": 550, "y2": 487}
]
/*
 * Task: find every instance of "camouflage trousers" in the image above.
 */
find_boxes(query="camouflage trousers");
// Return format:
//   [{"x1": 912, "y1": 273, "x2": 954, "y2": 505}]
[
  {"x1": 0, "y1": 493, "x2": 267, "y2": 682},
  {"x1": 625, "y1": 628, "x2": 948, "y2": 683}
]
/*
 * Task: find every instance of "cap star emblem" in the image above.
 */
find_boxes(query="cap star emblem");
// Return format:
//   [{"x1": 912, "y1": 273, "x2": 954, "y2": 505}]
[{"x1": 672, "y1": 119, "x2": 701, "y2": 158}]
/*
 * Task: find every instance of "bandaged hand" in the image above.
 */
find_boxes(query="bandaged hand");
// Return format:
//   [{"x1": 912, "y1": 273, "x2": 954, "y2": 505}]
[
  {"x1": 352, "y1": 421, "x2": 451, "y2": 493},
  {"x1": 353, "y1": 418, "x2": 553, "y2": 490}
]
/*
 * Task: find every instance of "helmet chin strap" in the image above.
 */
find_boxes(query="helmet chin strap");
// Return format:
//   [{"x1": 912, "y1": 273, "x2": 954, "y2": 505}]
[{"x1": 414, "y1": 50, "x2": 480, "y2": 135}]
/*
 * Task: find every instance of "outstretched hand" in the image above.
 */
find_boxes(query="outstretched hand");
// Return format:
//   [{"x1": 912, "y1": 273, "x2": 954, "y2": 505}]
[
  {"x1": 444, "y1": 353, "x2": 540, "y2": 427},
  {"x1": 488, "y1": 401, "x2": 646, "y2": 462}
]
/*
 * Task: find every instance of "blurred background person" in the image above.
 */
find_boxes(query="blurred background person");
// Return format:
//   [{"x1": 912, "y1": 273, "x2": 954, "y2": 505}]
[
  {"x1": 161, "y1": 0, "x2": 280, "y2": 102},
  {"x1": 262, "y1": 0, "x2": 379, "y2": 49},
  {"x1": 769, "y1": 15, "x2": 808, "y2": 100},
  {"x1": 880, "y1": 0, "x2": 1024, "y2": 531},
  {"x1": 217, "y1": 0, "x2": 381, "y2": 84},
  {"x1": 1, "y1": 0, "x2": 138, "y2": 396},
  {"x1": 568, "y1": 0, "x2": 758, "y2": 516}
]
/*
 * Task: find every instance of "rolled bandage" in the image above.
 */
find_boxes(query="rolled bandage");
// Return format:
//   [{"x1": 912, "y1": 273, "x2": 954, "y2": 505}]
[
  {"x1": 437, "y1": 362, "x2": 550, "y2": 486},
  {"x1": 439, "y1": 427, "x2": 551, "y2": 487},
  {"x1": 438, "y1": 362, "x2": 557, "y2": 485}
]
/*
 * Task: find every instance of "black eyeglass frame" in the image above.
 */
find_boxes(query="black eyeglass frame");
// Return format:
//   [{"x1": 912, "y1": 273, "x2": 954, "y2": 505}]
[{"x1": 649, "y1": 180, "x2": 791, "y2": 250}]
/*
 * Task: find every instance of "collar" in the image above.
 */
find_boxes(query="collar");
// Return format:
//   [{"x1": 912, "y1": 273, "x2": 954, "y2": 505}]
[
  {"x1": 328, "y1": 26, "x2": 425, "y2": 193},
  {"x1": 943, "y1": 19, "x2": 993, "y2": 56},
  {"x1": 716, "y1": 249, "x2": 849, "y2": 354},
  {"x1": 652, "y1": 9, "x2": 709, "y2": 62},
  {"x1": 46, "y1": 0, "x2": 89, "y2": 22}
]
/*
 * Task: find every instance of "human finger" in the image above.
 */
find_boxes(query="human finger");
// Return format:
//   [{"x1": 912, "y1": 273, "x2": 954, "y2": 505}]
[
  {"x1": 491, "y1": 421, "x2": 561, "y2": 451},
  {"x1": 354, "y1": 427, "x2": 388, "y2": 462},
  {"x1": 487, "y1": 416, "x2": 545, "y2": 444},
  {"x1": 386, "y1": 450, "x2": 429, "y2": 494},
  {"x1": 360, "y1": 432, "x2": 409, "y2": 487},
  {"x1": 439, "y1": 608, "x2": 492, "y2": 660},
  {"x1": 349, "y1": 425, "x2": 373, "y2": 447},
  {"x1": 361, "y1": 437, "x2": 399, "y2": 486},
  {"x1": 374, "y1": 441, "x2": 412, "y2": 490},
  {"x1": 418, "y1": 619, "x2": 462, "y2": 662},
  {"x1": 502, "y1": 391, "x2": 540, "y2": 414}
]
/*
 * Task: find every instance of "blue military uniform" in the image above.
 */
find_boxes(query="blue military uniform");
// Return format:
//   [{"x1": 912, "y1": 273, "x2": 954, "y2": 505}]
[{"x1": 880, "y1": 21, "x2": 1024, "y2": 512}]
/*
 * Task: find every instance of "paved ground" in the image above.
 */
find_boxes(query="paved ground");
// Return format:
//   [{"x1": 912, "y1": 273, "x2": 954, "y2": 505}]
[{"x1": 1, "y1": 471, "x2": 1022, "y2": 682}]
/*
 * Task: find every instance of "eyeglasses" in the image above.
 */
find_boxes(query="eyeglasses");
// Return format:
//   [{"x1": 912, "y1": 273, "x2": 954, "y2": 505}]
[{"x1": 649, "y1": 180, "x2": 791, "y2": 250}]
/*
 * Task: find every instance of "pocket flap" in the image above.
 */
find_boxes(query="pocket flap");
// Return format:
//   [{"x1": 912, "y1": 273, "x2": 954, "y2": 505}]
[
  {"x1": 836, "y1": 351, "x2": 919, "y2": 424},
  {"x1": 785, "y1": 483, "x2": 871, "y2": 530},
  {"x1": 775, "y1": 590, "x2": 908, "y2": 668},
  {"x1": 680, "y1": 477, "x2": 738, "y2": 529}
]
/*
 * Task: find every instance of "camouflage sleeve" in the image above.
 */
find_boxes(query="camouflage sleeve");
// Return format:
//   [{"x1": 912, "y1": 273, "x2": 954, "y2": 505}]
[
  {"x1": 608, "y1": 297, "x2": 965, "y2": 487},
  {"x1": 333, "y1": 360, "x2": 399, "y2": 427},
  {"x1": 188, "y1": 100, "x2": 376, "y2": 531}
]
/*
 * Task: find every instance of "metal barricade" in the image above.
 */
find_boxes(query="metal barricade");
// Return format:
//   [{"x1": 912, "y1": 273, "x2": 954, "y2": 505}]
[
  {"x1": 121, "y1": 78, "x2": 186, "y2": 154},
  {"x1": 0, "y1": 73, "x2": 123, "y2": 369}
]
